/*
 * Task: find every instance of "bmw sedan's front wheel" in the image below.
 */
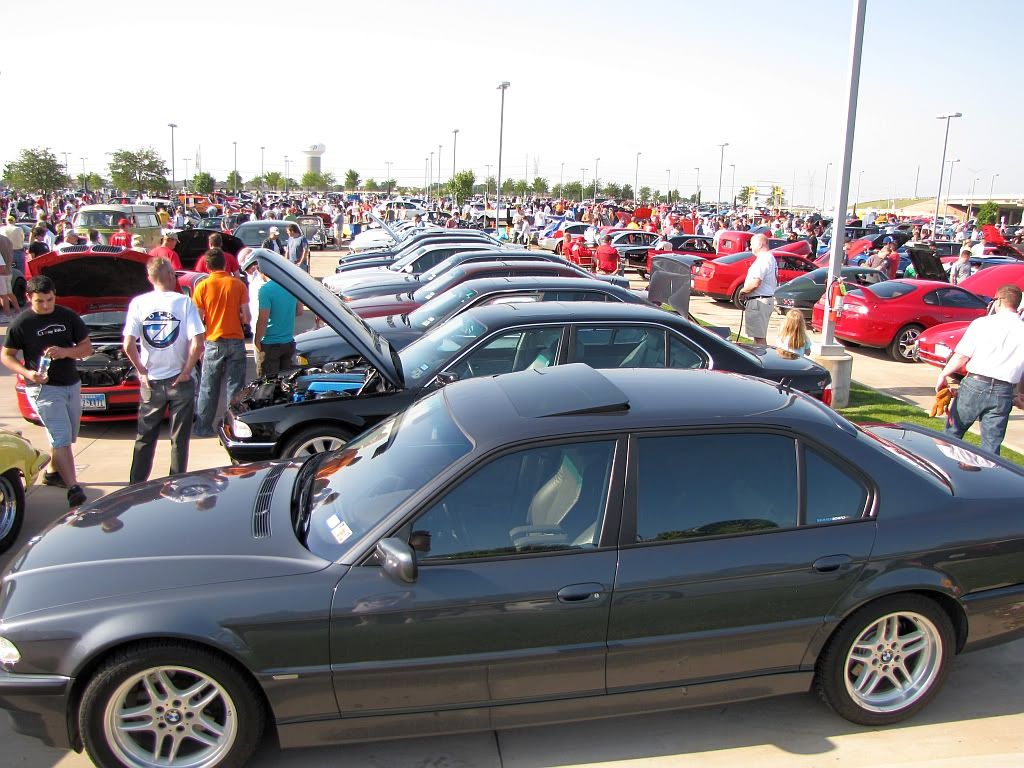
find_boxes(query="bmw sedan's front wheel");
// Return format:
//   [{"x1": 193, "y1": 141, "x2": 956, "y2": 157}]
[
  {"x1": 815, "y1": 595, "x2": 953, "y2": 725},
  {"x1": 80, "y1": 641, "x2": 264, "y2": 768},
  {"x1": 0, "y1": 469, "x2": 26, "y2": 555}
]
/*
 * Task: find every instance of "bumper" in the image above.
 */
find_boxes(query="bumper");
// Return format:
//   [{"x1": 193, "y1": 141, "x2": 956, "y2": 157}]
[
  {"x1": 961, "y1": 582, "x2": 1024, "y2": 654},
  {"x1": 218, "y1": 421, "x2": 277, "y2": 463},
  {"x1": 0, "y1": 669, "x2": 73, "y2": 749},
  {"x1": 916, "y1": 343, "x2": 952, "y2": 368},
  {"x1": 15, "y1": 382, "x2": 141, "y2": 424}
]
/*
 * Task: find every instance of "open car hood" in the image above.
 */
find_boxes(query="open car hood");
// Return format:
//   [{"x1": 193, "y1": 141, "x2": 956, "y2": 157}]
[
  {"x1": 904, "y1": 245, "x2": 948, "y2": 282},
  {"x1": 959, "y1": 263, "x2": 1024, "y2": 299},
  {"x1": 174, "y1": 229, "x2": 244, "y2": 270},
  {"x1": 26, "y1": 247, "x2": 152, "y2": 313},
  {"x1": 254, "y1": 250, "x2": 404, "y2": 388}
]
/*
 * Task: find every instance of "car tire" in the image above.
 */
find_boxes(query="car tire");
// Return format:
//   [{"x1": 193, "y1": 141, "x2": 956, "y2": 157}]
[
  {"x1": 731, "y1": 285, "x2": 746, "y2": 309},
  {"x1": 889, "y1": 324, "x2": 924, "y2": 362},
  {"x1": 282, "y1": 425, "x2": 353, "y2": 458},
  {"x1": 814, "y1": 594, "x2": 954, "y2": 726},
  {"x1": 638, "y1": 269, "x2": 648, "y2": 280},
  {"x1": 0, "y1": 469, "x2": 26, "y2": 555},
  {"x1": 79, "y1": 641, "x2": 264, "y2": 768}
]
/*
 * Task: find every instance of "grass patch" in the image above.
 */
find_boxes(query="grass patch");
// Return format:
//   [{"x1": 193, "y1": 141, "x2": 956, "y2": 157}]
[{"x1": 840, "y1": 382, "x2": 1024, "y2": 467}]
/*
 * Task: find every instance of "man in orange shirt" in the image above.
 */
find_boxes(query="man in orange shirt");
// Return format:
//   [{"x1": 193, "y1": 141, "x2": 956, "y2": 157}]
[
  {"x1": 109, "y1": 218, "x2": 133, "y2": 248},
  {"x1": 192, "y1": 248, "x2": 250, "y2": 437}
]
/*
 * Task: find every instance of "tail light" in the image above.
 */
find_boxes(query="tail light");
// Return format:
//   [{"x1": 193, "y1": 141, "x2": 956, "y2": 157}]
[{"x1": 820, "y1": 384, "x2": 833, "y2": 407}]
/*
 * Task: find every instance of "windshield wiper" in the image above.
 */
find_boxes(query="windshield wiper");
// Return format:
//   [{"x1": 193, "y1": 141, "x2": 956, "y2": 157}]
[{"x1": 292, "y1": 453, "x2": 327, "y2": 542}]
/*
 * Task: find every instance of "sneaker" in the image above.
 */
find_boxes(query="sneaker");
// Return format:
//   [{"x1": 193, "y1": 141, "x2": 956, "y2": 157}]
[
  {"x1": 67, "y1": 485, "x2": 87, "y2": 507},
  {"x1": 42, "y1": 471, "x2": 67, "y2": 488}
]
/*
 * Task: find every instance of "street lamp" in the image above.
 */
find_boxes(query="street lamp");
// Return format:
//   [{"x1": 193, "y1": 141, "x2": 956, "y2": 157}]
[
  {"x1": 716, "y1": 143, "x2": 729, "y2": 209},
  {"x1": 932, "y1": 112, "x2": 963, "y2": 239},
  {"x1": 437, "y1": 144, "x2": 442, "y2": 200},
  {"x1": 666, "y1": 169, "x2": 671, "y2": 204},
  {"x1": 429, "y1": 151, "x2": 434, "y2": 200},
  {"x1": 967, "y1": 176, "x2": 980, "y2": 221},
  {"x1": 451, "y1": 129, "x2": 459, "y2": 179},
  {"x1": 693, "y1": 166, "x2": 700, "y2": 203},
  {"x1": 580, "y1": 168, "x2": 587, "y2": 202},
  {"x1": 260, "y1": 146, "x2": 265, "y2": 191},
  {"x1": 854, "y1": 170, "x2": 864, "y2": 213},
  {"x1": 593, "y1": 157, "x2": 600, "y2": 202},
  {"x1": 183, "y1": 157, "x2": 190, "y2": 192},
  {"x1": 989, "y1": 172, "x2": 999, "y2": 198},
  {"x1": 167, "y1": 123, "x2": 177, "y2": 192},
  {"x1": 559, "y1": 162, "x2": 564, "y2": 191},
  {"x1": 385, "y1": 161, "x2": 392, "y2": 196},
  {"x1": 822, "y1": 161, "x2": 832, "y2": 211},
  {"x1": 634, "y1": 152, "x2": 641, "y2": 203},
  {"x1": 80, "y1": 157, "x2": 88, "y2": 193},
  {"x1": 61, "y1": 151, "x2": 69, "y2": 183},
  {"x1": 943, "y1": 158, "x2": 960, "y2": 218},
  {"x1": 484, "y1": 164, "x2": 492, "y2": 205},
  {"x1": 284, "y1": 156, "x2": 290, "y2": 194},
  {"x1": 232, "y1": 141, "x2": 238, "y2": 193},
  {"x1": 729, "y1": 163, "x2": 736, "y2": 207},
  {"x1": 496, "y1": 81, "x2": 510, "y2": 228}
]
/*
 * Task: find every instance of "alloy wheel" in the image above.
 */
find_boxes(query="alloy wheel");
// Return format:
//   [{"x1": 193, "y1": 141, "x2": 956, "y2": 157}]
[{"x1": 0, "y1": 474, "x2": 19, "y2": 541}]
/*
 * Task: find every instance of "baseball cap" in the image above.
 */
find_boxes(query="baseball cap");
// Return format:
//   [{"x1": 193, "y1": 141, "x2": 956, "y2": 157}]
[
  {"x1": 118, "y1": 218, "x2": 131, "y2": 226},
  {"x1": 239, "y1": 248, "x2": 258, "y2": 272},
  {"x1": 882, "y1": 236, "x2": 894, "y2": 243},
  {"x1": 163, "y1": 230, "x2": 178, "y2": 240},
  {"x1": 268, "y1": 226, "x2": 280, "y2": 235}
]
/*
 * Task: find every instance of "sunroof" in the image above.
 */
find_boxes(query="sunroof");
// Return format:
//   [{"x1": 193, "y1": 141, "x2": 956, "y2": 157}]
[{"x1": 496, "y1": 364, "x2": 630, "y2": 418}]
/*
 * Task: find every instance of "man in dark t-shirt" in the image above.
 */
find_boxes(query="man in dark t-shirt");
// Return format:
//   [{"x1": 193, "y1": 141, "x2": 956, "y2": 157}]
[{"x1": 2, "y1": 275, "x2": 92, "y2": 506}]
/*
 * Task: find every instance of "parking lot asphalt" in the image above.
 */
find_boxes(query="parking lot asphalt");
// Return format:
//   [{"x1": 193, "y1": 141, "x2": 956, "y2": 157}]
[{"x1": 2, "y1": 249, "x2": 1022, "y2": 767}]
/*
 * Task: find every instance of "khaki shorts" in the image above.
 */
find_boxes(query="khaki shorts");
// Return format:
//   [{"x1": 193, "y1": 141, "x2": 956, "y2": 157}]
[
  {"x1": 744, "y1": 296, "x2": 775, "y2": 339},
  {"x1": 0, "y1": 275, "x2": 10, "y2": 294}
]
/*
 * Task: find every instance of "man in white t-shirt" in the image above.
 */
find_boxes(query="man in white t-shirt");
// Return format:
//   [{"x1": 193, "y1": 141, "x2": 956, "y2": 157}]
[
  {"x1": 738, "y1": 233, "x2": 779, "y2": 345},
  {"x1": 936, "y1": 284, "x2": 1024, "y2": 455},
  {"x1": 123, "y1": 255, "x2": 206, "y2": 482}
]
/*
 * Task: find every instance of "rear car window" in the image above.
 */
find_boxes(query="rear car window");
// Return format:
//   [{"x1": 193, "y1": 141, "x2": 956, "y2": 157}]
[{"x1": 864, "y1": 281, "x2": 916, "y2": 299}]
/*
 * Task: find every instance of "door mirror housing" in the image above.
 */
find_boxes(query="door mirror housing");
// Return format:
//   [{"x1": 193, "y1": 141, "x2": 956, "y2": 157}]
[
  {"x1": 376, "y1": 537, "x2": 418, "y2": 583},
  {"x1": 435, "y1": 371, "x2": 459, "y2": 387}
]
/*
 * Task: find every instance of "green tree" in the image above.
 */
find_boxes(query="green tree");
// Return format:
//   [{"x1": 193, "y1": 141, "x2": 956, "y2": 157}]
[
  {"x1": 191, "y1": 172, "x2": 216, "y2": 194},
  {"x1": 75, "y1": 172, "x2": 107, "y2": 192},
  {"x1": 448, "y1": 170, "x2": 476, "y2": 205},
  {"x1": 551, "y1": 183, "x2": 563, "y2": 198},
  {"x1": 484, "y1": 176, "x2": 496, "y2": 195},
  {"x1": 301, "y1": 170, "x2": 335, "y2": 190},
  {"x1": 3, "y1": 147, "x2": 68, "y2": 193},
  {"x1": 975, "y1": 201, "x2": 998, "y2": 226},
  {"x1": 501, "y1": 178, "x2": 515, "y2": 194},
  {"x1": 364, "y1": 178, "x2": 379, "y2": 191},
  {"x1": 532, "y1": 176, "x2": 549, "y2": 195},
  {"x1": 226, "y1": 170, "x2": 243, "y2": 191},
  {"x1": 344, "y1": 169, "x2": 360, "y2": 190},
  {"x1": 738, "y1": 185, "x2": 758, "y2": 205},
  {"x1": 108, "y1": 147, "x2": 169, "y2": 194},
  {"x1": 248, "y1": 175, "x2": 265, "y2": 188},
  {"x1": 621, "y1": 184, "x2": 634, "y2": 201},
  {"x1": 512, "y1": 179, "x2": 528, "y2": 198},
  {"x1": 639, "y1": 186, "x2": 651, "y2": 202},
  {"x1": 652, "y1": 189, "x2": 662, "y2": 202},
  {"x1": 561, "y1": 181, "x2": 582, "y2": 201},
  {"x1": 263, "y1": 171, "x2": 283, "y2": 191},
  {"x1": 602, "y1": 182, "x2": 622, "y2": 199},
  {"x1": 383, "y1": 179, "x2": 396, "y2": 194}
]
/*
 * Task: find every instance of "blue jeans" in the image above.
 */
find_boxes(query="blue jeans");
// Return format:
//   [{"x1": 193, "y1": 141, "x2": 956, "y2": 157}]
[
  {"x1": 195, "y1": 339, "x2": 247, "y2": 434},
  {"x1": 945, "y1": 375, "x2": 1015, "y2": 455}
]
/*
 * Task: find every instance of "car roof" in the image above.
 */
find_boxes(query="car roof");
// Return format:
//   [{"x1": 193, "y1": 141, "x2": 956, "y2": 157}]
[
  {"x1": 445, "y1": 275, "x2": 632, "y2": 295},
  {"x1": 457, "y1": 299, "x2": 681, "y2": 325},
  {"x1": 455, "y1": 260, "x2": 576, "y2": 275},
  {"x1": 443, "y1": 365, "x2": 840, "y2": 449}
]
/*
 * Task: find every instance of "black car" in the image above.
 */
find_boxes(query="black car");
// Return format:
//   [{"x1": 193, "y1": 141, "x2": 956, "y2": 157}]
[
  {"x1": 322, "y1": 241, "x2": 503, "y2": 293},
  {"x1": 774, "y1": 266, "x2": 888, "y2": 319},
  {"x1": 220, "y1": 251, "x2": 831, "y2": 461},
  {"x1": 336, "y1": 229, "x2": 502, "y2": 270},
  {"x1": 295, "y1": 275, "x2": 651, "y2": 367},
  {"x1": 233, "y1": 219, "x2": 295, "y2": 249},
  {"x1": 3, "y1": 364, "x2": 1024, "y2": 768}
]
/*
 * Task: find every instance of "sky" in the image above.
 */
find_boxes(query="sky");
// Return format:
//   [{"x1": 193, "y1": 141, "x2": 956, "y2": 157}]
[{"x1": 2, "y1": 0, "x2": 1020, "y2": 206}]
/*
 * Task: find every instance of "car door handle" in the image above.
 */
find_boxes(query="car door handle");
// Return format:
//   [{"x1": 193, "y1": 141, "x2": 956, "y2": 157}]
[
  {"x1": 557, "y1": 583, "x2": 604, "y2": 603},
  {"x1": 812, "y1": 554, "x2": 853, "y2": 573}
]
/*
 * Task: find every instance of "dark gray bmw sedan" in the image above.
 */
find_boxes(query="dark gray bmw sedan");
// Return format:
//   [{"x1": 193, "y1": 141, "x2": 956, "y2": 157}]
[{"x1": 2, "y1": 365, "x2": 1024, "y2": 768}]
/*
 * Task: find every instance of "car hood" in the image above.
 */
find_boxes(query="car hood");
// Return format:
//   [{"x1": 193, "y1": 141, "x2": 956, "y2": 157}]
[
  {"x1": 0, "y1": 463, "x2": 328, "y2": 619},
  {"x1": 904, "y1": 245, "x2": 948, "y2": 281},
  {"x1": 296, "y1": 316, "x2": 421, "y2": 365},
  {"x1": 27, "y1": 248, "x2": 151, "y2": 313},
  {"x1": 959, "y1": 263, "x2": 1024, "y2": 299},
  {"x1": 739, "y1": 343, "x2": 831, "y2": 377},
  {"x1": 774, "y1": 276, "x2": 817, "y2": 297},
  {"x1": 255, "y1": 250, "x2": 404, "y2": 388},
  {"x1": 322, "y1": 265, "x2": 404, "y2": 292}
]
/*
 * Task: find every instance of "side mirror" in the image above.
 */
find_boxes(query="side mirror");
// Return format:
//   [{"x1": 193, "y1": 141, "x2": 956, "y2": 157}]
[
  {"x1": 404, "y1": 264, "x2": 415, "y2": 273},
  {"x1": 376, "y1": 537, "x2": 418, "y2": 583},
  {"x1": 435, "y1": 371, "x2": 459, "y2": 386}
]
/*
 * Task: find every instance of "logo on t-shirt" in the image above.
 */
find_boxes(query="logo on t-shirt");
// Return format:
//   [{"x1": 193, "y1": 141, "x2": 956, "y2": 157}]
[
  {"x1": 142, "y1": 311, "x2": 181, "y2": 349},
  {"x1": 36, "y1": 323, "x2": 68, "y2": 337}
]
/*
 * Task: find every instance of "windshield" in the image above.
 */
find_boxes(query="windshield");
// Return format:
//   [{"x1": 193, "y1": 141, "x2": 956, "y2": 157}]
[
  {"x1": 399, "y1": 312, "x2": 489, "y2": 384},
  {"x1": 407, "y1": 285, "x2": 480, "y2": 329},
  {"x1": 298, "y1": 393, "x2": 472, "y2": 560},
  {"x1": 76, "y1": 210, "x2": 127, "y2": 229},
  {"x1": 413, "y1": 267, "x2": 466, "y2": 304}
]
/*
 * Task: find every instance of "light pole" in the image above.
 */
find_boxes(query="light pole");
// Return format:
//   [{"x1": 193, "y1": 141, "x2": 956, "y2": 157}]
[
  {"x1": 580, "y1": 168, "x2": 587, "y2": 203},
  {"x1": 80, "y1": 157, "x2": 88, "y2": 193},
  {"x1": 437, "y1": 144, "x2": 442, "y2": 200},
  {"x1": 932, "y1": 112, "x2": 963, "y2": 240},
  {"x1": 385, "y1": 161, "x2": 392, "y2": 196},
  {"x1": 559, "y1": 162, "x2": 564, "y2": 191},
  {"x1": 61, "y1": 151, "x2": 69, "y2": 183},
  {"x1": 943, "y1": 158, "x2": 960, "y2": 219},
  {"x1": 183, "y1": 158, "x2": 190, "y2": 192},
  {"x1": 634, "y1": 152, "x2": 641, "y2": 203},
  {"x1": 716, "y1": 143, "x2": 729, "y2": 209},
  {"x1": 167, "y1": 123, "x2": 177, "y2": 192},
  {"x1": 284, "y1": 156, "x2": 290, "y2": 194},
  {"x1": 729, "y1": 163, "x2": 736, "y2": 207},
  {"x1": 593, "y1": 157, "x2": 600, "y2": 202},
  {"x1": 694, "y1": 167, "x2": 700, "y2": 203},
  {"x1": 989, "y1": 172, "x2": 999, "y2": 198},
  {"x1": 429, "y1": 152, "x2": 434, "y2": 201},
  {"x1": 666, "y1": 169, "x2": 671, "y2": 204},
  {"x1": 451, "y1": 129, "x2": 458, "y2": 179},
  {"x1": 854, "y1": 170, "x2": 864, "y2": 214},
  {"x1": 966, "y1": 176, "x2": 979, "y2": 221},
  {"x1": 232, "y1": 141, "x2": 238, "y2": 193},
  {"x1": 822, "y1": 161, "x2": 832, "y2": 211},
  {"x1": 259, "y1": 146, "x2": 265, "y2": 191},
  {"x1": 484, "y1": 164, "x2": 492, "y2": 206},
  {"x1": 496, "y1": 81, "x2": 510, "y2": 227}
]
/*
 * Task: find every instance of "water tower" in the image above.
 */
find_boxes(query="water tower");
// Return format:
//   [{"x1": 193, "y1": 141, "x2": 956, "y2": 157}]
[{"x1": 303, "y1": 144, "x2": 326, "y2": 175}]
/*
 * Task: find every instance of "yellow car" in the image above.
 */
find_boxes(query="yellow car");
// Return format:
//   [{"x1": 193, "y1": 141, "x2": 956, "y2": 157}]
[{"x1": 0, "y1": 430, "x2": 49, "y2": 554}]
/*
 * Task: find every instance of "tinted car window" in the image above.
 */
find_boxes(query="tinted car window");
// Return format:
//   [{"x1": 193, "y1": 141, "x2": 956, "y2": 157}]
[
  {"x1": 804, "y1": 446, "x2": 868, "y2": 525},
  {"x1": 544, "y1": 290, "x2": 612, "y2": 302},
  {"x1": 668, "y1": 335, "x2": 704, "y2": 369},
  {"x1": 574, "y1": 326, "x2": 666, "y2": 369},
  {"x1": 863, "y1": 282, "x2": 916, "y2": 300},
  {"x1": 635, "y1": 434, "x2": 797, "y2": 542},
  {"x1": 449, "y1": 326, "x2": 563, "y2": 379},
  {"x1": 411, "y1": 441, "x2": 616, "y2": 560},
  {"x1": 938, "y1": 288, "x2": 987, "y2": 309}
]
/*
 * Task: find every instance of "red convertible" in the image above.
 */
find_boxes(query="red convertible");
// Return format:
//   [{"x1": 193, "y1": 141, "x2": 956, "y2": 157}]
[
  {"x1": 16, "y1": 247, "x2": 206, "y2": 423},
  {"x1": 691, "y1": 241, "x2": 815, "y2": 308}
]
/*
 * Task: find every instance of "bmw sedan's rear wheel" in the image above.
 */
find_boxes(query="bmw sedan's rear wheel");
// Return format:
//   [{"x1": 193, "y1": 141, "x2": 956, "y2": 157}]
[
  {"x1": 815, "y1": 595, "x2": 953, "y2": 725},
  {"x1": 283, "y1": 425, "x2": 352, "y2": 458},
  {"x1": 80, "y1": 642, "x2": 264, "y2": 768},
  {"x1": 889, "y1": 324, "x2": 924, "y2": 362},
  {"x1": 0, "y1": 469, "x2": 26, "y2": 555}
]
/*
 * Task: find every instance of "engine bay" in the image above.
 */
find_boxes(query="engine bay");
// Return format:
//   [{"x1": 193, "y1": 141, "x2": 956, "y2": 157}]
[
  {"x1": 235, "y1": 358, "x2": 394, "y2": 411},
  {"x1": 78, "y1": 343, "x2": 136, "y2": 388}
]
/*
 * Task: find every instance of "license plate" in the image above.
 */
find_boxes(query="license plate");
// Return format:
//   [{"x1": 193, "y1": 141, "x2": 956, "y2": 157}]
[
  {"x1": 81, "y1": 393, "x2": 107, "y2": 410},
  {"x1": 779, "y1": 298, "x2": 794, "y2": 306},
  {"x1": 935, "y1": 343, "x2": 951, "y2": 358}
]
